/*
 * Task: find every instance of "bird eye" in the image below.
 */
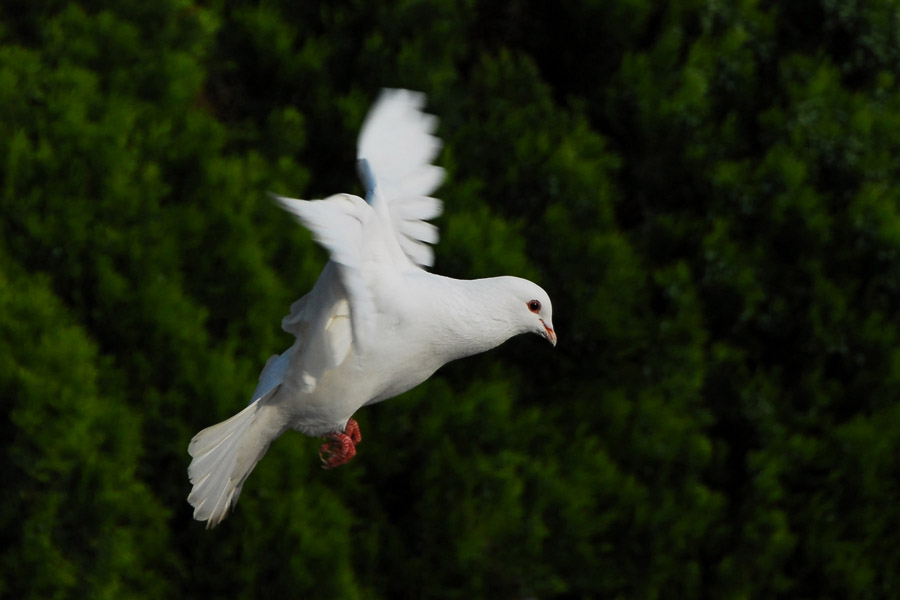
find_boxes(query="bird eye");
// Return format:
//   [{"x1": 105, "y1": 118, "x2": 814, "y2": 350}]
[{"x1": 528, "y1": 300, "x2": 542, "y2": 313}]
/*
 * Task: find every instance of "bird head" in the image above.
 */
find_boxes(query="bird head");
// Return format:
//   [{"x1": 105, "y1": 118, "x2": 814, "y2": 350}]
[{"x1": 500, "y1": 277, "x2": 556, "y2": 347}]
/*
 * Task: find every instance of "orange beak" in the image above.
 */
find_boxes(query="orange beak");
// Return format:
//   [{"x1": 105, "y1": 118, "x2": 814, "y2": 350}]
[{"x1": 541, "y1": 320, "x2": 557, "y2": 347}]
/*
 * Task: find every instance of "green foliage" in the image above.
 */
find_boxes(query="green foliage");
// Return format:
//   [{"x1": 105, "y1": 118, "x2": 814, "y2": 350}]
[
  {"x1": 0, "y1": 258, "x2": 174, "y2": 599},
  {"x1": 3, "y1": 0, "x2": 900, "y2": 597}
]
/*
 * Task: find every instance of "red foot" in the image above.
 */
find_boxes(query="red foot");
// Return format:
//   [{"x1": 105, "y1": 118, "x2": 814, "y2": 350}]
[
  {"x1": 344, "y1": 418, "x2": 362, "y2": 444},
  {"x1": 319, "y1": 418, "x2": 362, "y2": 469}
]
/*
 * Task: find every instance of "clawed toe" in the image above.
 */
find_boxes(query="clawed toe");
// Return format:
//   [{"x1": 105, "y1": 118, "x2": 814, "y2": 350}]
[{"x1": 344, "y1": 418, "x2": 362, "y2": 444}]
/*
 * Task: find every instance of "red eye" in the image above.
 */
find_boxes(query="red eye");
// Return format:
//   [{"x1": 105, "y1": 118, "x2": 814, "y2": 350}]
[{"x1": 528, "y1": 300, "x2": 541, "y2": 313}]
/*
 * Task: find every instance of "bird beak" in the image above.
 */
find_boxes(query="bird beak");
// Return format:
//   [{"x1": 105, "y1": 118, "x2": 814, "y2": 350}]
[{"x1": 540, "y1": 320, "x2": 557, "y2": 347}]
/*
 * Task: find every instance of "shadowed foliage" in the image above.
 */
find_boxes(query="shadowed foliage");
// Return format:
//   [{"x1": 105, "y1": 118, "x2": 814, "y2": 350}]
[{"x1": 2, "y1": 0, "x2": 900, "y2": 597}]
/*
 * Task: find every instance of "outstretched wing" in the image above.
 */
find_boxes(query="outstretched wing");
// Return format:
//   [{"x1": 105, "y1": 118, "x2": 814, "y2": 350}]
[
  {"x1": 274, "y1": 193, "x2": 397, "y2": 358},
  {"x1": 357, "y1": 89, "x2": 445, "y2": 268},
  {"x1": 272, "y1": 90, "x2": 443, "y2": 366}
]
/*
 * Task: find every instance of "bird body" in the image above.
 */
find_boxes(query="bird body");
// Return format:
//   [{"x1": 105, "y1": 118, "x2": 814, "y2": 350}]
[
  {"x1": 188, "y1": 89, "x2": 556, "y2": 527},
  {"x1": 242, "y1": 266, "x2": 551, "y2": 437}
]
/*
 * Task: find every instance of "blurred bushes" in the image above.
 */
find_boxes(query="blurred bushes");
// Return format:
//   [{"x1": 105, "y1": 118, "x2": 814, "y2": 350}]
[{"x1": 2, "y1": 0, "x2": 900, "y2": 598}]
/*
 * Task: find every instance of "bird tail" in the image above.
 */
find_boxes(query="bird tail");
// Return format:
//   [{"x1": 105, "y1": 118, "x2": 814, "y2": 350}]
[{"x1": 187, "y1": 391, "x2": 284, "y2": 528}]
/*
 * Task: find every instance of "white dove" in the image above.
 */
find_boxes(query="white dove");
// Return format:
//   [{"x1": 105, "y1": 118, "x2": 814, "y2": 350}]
[{"x1": 187, "y1": 89, "x2": 556, "y2": 527}]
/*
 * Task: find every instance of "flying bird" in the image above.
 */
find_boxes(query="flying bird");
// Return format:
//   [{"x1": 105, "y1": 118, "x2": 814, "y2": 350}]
[{"x1": 187, "y1": 89, "x2": 556, "y2": 527}]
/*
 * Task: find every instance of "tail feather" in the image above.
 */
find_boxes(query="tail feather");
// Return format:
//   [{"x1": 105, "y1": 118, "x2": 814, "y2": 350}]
[{"x1": 187, "y1": 389, "x2": 283, "y2": 528}]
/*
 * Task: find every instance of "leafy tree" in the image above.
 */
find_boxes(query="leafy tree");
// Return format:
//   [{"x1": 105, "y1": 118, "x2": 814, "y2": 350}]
[{"x1": 2, "y1": 0, "x2": 900, "y2": 598}]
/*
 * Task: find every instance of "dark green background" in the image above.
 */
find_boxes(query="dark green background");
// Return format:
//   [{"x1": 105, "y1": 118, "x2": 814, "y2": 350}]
[{"x1": 3, "y1": 0, "x2": 900, "y2": 598}]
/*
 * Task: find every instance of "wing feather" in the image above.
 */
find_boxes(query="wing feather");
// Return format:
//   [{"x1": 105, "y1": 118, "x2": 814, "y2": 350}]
[
  {"x1": 273, "y1": 194, "x2": 386, "y2": 357},
  {"x1": 270, "y1": 89, "x2": 445, "y2": 382},
  {"x1": 357, "y1": 89, "x2": 446, "y2": 268}
]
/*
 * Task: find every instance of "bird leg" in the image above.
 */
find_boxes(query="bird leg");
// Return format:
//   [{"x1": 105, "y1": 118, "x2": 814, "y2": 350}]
[{"x1": 319, "y1": 418, "x2": 362, "y2": 469}]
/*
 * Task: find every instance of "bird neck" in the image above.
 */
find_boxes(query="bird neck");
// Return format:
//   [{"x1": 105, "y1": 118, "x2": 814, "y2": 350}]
[{"x1": 421, "y1": 275, "x2": 526, "y2": 363}]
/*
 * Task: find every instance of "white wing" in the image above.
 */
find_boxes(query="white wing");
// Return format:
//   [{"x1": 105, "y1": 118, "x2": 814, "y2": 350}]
[
  {"x1": 357, "y1": 89, "x2": 445, "y2": 268},
  {"x1": 271, "y1": 90, "x2": 444, "y2": 366},
  {"x1": 274, "y1": 193, "x2": 398, "y2": 357},
  {"x1": 279, "y1": 262, "x2": 355, "y2": 391}
]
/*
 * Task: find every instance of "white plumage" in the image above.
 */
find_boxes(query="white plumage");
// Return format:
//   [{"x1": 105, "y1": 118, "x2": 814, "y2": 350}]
[{"x1": 187, "y1": 89, "x2": 556, "y2": 527}]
